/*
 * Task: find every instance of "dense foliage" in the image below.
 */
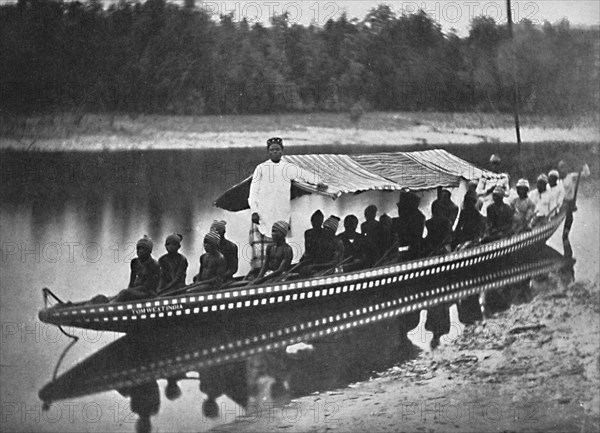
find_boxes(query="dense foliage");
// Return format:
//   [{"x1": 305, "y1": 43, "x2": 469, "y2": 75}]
[{"x1": 1, "y1": 0, "x2": 598, "y2": 115}]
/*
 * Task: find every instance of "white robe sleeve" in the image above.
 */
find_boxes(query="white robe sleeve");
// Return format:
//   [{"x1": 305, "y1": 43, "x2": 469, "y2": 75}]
[{"x1": 248, "y1": 164, "x2": 262, "y2": 215}]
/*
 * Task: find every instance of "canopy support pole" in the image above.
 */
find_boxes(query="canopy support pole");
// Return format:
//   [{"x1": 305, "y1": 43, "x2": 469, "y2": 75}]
[{"x1": 507, "y1": 0, "x2": 523, "y2": 177}]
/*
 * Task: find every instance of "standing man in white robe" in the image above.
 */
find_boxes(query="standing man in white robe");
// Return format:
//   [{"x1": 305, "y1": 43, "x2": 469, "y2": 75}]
[
  {"x1": 557, "y1": 161, "x2": 590, "y2": 239},
  {"x1": 248, "y1": 137, "x2": 325, "y2": 274}
]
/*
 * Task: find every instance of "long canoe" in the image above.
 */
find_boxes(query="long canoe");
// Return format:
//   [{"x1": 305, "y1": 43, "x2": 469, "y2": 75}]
[{"x1": 38, "y1": 212, "x2": 564, "y2": 333}]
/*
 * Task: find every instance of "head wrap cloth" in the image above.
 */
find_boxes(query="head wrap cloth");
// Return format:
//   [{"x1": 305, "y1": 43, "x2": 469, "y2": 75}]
[
  {"x1": 165, "y1": 233, "x2": 182, "y2": 246},
  {"x1": 136, "y1": 235, "x2": 153, "y2": 252},
  {"x1": 204, "y1": 231, "x2": 221, "y2": 246},
  {"x1": 323, "y1": 215, "x2": 340, "y2": 232},
  {"x1": 272, "y1": 221, "x2": 290, "y2": 237},
  {"x1": 210, "y1": 220, "x2": 227, "y2": 233}
]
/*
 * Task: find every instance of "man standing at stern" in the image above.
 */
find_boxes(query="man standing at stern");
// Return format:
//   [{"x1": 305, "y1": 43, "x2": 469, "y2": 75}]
[{"x1": 248, "y1": 137, "x2": 326, "y2": 273}]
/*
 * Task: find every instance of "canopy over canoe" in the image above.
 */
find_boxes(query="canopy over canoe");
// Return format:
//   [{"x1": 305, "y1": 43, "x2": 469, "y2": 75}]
[{"x1": 214, "y1": 149, "x2": 499, "y2": 212}]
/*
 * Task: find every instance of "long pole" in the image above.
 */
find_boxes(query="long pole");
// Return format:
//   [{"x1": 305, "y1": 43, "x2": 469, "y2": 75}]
[{"x1": 506, "y1": 0, "x2": 522, "y2": 177}]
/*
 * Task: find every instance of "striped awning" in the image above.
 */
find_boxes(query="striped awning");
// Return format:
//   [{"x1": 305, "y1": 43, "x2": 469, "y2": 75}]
[{"x1": 214, "y1": 149, "x2": 495, "y2": 211}]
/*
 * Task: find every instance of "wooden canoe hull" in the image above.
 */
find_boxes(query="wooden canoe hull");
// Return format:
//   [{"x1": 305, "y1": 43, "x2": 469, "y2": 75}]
[{"x1": 38, "y1": 213, "x2": 565, "y2": 334}]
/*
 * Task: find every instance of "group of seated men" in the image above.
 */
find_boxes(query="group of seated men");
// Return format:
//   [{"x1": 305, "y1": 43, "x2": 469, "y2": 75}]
[{"x1": 102, "y1": 161, "x2": 579, "y2": 303}]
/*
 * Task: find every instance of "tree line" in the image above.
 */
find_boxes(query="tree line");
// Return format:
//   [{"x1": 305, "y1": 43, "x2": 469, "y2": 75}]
[{"x1": 1, "y1": 0, "x2": 598, "y2": 116}]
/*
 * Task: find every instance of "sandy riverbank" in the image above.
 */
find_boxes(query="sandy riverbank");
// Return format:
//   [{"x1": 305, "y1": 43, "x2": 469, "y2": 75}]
[
  {"x1": 212, "y1": 273, "x2": 600, "y2": 433},
  {"x1": 1, "y1": 112, "x2": 598, "y2": 151}
]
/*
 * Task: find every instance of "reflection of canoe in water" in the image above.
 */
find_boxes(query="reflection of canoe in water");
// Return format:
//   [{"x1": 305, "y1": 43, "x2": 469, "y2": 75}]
[
  {"x1": 37, "y1": 150, "x2": 566, "y2": 333},
  {"x1": 39, "y1": 246, "x2": 567, "y2": 405}
]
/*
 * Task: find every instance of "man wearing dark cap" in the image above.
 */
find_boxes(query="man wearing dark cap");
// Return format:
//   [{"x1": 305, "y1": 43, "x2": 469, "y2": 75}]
[
  {"x1": 248, "y1": 137, "x2": 325, "y2": 273},
  {"x1": 112, "y1": 235, "x2": 161, "y2": 303},
  {"x1": 476, "y1": 154, "x2": 510, "y2": 217},
  {"x1": 391, "y1": 190, "x2": 425, "y2": 260}
]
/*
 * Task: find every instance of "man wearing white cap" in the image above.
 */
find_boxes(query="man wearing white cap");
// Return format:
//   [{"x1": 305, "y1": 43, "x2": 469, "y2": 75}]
[
  {"x1": 508, "y1": 179, "x2": 536, "y2": 233},
  {"x1": 547, "y1": 169, "x2": 565, "y2": 217},
  {"x1": 528, "y1": 174, "x2": 552, "y2": 226},
  {"x1": 476, "y1": 154, "x2": 510, "y2": 217}
]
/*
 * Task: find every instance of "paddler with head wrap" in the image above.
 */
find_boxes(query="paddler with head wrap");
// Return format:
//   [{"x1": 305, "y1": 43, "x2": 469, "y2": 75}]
[
  {"x1": 210, "y1": 220, "x2": 238, "y2": 281},
  {"x1": 254, "y1": 221, "x2": 294, "y2": 284},
  {"x1": 111, "y1": 235, "x2": 161, "y2": 303},
  {"x1": 190, "y1": 230, "x2": 227, "y2": 293},
  {"x1": 157, "y1": 233, "x2": 188, "y2": 295},
  {"x1": 298, "y1": 215, "x2": 344, "y2": 275}
]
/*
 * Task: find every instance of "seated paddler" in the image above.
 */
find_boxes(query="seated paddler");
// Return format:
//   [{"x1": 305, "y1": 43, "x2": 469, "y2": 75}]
[
  {"x1": 190, "y1": 231, "x2": 227, "y2": 293},
  {"x1": 337, "y1": 214, "x2": 367, "y2": 271},
  {"x1": 423, "y1": 202, "x2": 453, "y2": 256},
  {"x1": 452, "y1": 190, "x2": 485, "y2": 249},
  {"x1": 157, "y1": 233, "x2": 188, "y2": 295},
  {"x1": 299, "y1": 215, "x2": 344, "y2": 275},
  {"x1": 508, "y1": 179, "x2": 535, "y2": 234},
  {"x1": 431, "y1": 188, "x2": 459, "y2": 228},
  {"x1": 111, "y1": 235, "x2": 161, "y2": 303},
  {"x1": 210, "y1": 220, "x2": 238, "y2": 281},
  {"x1": 482, "y1": 186, "x2": 514, "y2": 243},
  {"x1": 253, "y1": 221, "x2": 293, "y2": 284},
  {"x1": 392, "y1": 190, "x2": 425, "y2": 260},
  {"x1": 300, "y1": 210, "x2": 324, "y2": 263}
]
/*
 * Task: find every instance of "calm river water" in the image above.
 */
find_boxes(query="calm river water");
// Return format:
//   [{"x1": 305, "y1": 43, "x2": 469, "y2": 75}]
[{"x1": 1, "y1": 143, "x2": 598, "y2": 432}]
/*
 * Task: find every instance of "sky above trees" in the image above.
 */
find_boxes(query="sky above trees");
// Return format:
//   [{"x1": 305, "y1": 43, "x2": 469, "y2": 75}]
[{"x1": 38, "y1": 0, "x2": 599, "y2": 35}]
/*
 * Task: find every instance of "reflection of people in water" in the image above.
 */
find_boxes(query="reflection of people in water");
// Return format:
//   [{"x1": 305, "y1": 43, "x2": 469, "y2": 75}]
[
  {"x1": 117, "y1": 381, "x2": 160, "y2": 433},
  {"x1": 457, "y1": 294, "x2": 483, "y2": 325},
  {"x1": 198, "y1": 362, "x2": 248, "y2": 419},
  {"x1": 164, "y1": 374, "x2": 186, "y2": 401},
  {"x1": 425, "y1": 304, "x2": 451, "y2": 349}
]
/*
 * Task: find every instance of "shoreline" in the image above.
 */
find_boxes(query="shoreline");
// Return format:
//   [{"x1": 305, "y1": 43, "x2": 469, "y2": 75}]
[
  {"x1": 1, "y1": 112, "x2": 597, "y2": 152},
  {"x1": 212, "y1": 273, "x2": 600, "y2": 433}
]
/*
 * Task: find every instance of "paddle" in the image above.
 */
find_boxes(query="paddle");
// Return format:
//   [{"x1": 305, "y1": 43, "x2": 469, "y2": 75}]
[
  {"x1": 313, "y1": 256, "x2": 354, "y2": 277},
  {"x1": 270, "y1": 261, "x2": 305, "y2": 283},
  {"x1": 373, "y1": 240, "x2": 401, "y2": 267},
  {"x1": 572, "y1": 166, "x2": 584, "y2": 212}
]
